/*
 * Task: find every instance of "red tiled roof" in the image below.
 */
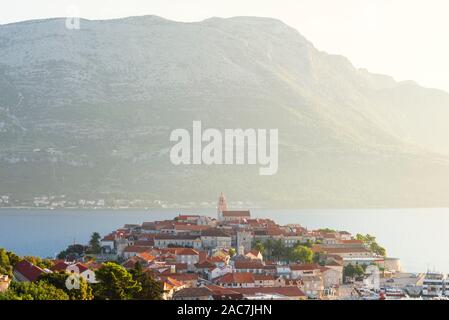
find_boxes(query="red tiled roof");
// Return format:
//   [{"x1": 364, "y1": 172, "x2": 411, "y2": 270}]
[
  {"x1": 123, "y1": 246, "x2": 151, "y2": 253},
  {"x1": 14, "y1": 260, "x2": 45, "y2": 282},
  {"x1": 232, "y1": 286, "x2": 306, "y2": 298},
  {"x1": 200, "y1": 229, "x2": 231, "y2": 237},
  {"x1": 101, "y1": 233, "x2": 115, "y2": 241},
  {"x1": 75, "y1": 262, "x2": 89, "y2": 273},
  {"x1": 254, "y1": 274, "x2": 276, "y2": 281},
  {"x1": 177, "y1": 248, "x2": 199, "y2": 256},
  {"x1": 174, "y1": 224, "x2": 211, "y2": 231},
  {"x1": 234, "y1": 260, "x2": 264, "y2": 269},
  {"x1": 160, "y1": 276, "x2": 184, "y2": 289},
  {"x1": 205, "y1": 284, "x2": 243, "y2": 298},
  {"x1": 222, "y1": 211, "x2": 251, "y2": 217},
  {"x1": 134, "y1": 240, "x2": 155, "y2": 247},
  {"x1": 122, "y1": 257, "x2": 141, "y2": 269},
  {"x1": 208, "y1": 256, "x2": 226, "y2": 263},
  {"x1": 173, "y1": 287, "x2": 213, "y2": 298},
  {"x1": 51, "y1": 261, "x2": 70, "y2": 272},
  {"x1": 137, "y1": 252, "x2": 156, "y2": 261},
  {"x1": 169, "y1": 273, "x2": 199, "y2": 282},
  {"x1": 216, "y1": 272, "x2": 255, "y2": 284},
  {"x1": 290, "y1": 263, "x2": 320, "y2": 271}
]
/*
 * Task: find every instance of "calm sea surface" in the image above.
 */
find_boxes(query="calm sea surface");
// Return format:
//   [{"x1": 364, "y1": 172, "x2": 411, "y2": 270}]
[{"x1": 1, "y1": 208, "x2": 448, "y2": 273}]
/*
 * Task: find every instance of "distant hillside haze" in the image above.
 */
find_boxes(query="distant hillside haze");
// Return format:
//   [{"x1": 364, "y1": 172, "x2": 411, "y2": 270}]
[{"x1": 1, "y1": 15, "x2": 449, "y2": 208}]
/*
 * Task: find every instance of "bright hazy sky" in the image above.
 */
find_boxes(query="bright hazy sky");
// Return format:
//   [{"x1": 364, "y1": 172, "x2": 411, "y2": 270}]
[{"x1": 1, "y1": 0, "x2": 448, "y2": 92}]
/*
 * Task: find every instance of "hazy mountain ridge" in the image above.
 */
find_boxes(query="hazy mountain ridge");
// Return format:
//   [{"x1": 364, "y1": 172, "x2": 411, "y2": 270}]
[{"x1": 1, "y1": 15, "x2": 449, "y2": 207}]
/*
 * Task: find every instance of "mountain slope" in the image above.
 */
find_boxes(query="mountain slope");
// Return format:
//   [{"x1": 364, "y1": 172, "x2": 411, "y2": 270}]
[{"x1": 1, "y1": 15, "x2": 449, "y2": 207}]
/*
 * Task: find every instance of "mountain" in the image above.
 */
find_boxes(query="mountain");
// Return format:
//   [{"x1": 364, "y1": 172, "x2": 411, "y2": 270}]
[{"x1": 1, "y1": 15, "x2": 449, "y2": 208}]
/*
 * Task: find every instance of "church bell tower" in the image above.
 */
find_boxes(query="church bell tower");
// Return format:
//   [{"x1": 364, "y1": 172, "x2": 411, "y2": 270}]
[{"x1": 217, "y1": 192, "x2": 227, "y2": 221}]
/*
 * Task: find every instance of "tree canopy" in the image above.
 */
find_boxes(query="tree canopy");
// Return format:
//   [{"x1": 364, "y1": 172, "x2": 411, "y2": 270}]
[
  {"x1": 39, "y1": 272, "x2": 94, "y2": 300},
  {"x1": 356, "y1": 234, "x2": 387, "y2": 257},
  {"x1": 93, "y1": 262, "x2": 141, "y2": 300},
  {"x1": 0, "y1": 281, "x2": 69, "y2": 300},
  {"x1": 129, "y1": 262, "x2": 163, "y2": 300}
]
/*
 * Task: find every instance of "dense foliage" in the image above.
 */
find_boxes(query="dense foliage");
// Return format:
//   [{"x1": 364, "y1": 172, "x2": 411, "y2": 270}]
[
  {"x1": 93, "y1": 262, "x2": 142, "y2": 300},
  {"x1": 0, "y1": 248, "x2": 163, "y2": 301},
  {"x1": 254, "y1": 239, "x2": 314, "y2": 263},
  {"x1": 355, "y1": 234, "x2": 387, "y2": 257},
  {"x1": 0, "y1": 281, "x2": 70, "y2": 300}
]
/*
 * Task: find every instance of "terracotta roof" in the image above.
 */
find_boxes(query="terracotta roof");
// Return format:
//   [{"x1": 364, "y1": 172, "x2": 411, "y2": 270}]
[
  {"x1": 234, "y1": 260, "x2": 264, "y2": 269},
  {"x1": 133, "y1": 240, "x2": 154, "y2": 247},
  {"x1": 232, "y1": 286, "x2": 306, "y2": 298},
  {"x1": 222, "y1": 211, "x2": 251, "y2": 217},
  {"x1": 290, "y1": 263, "x2": 321, "y2": 271},
  {"x1": 173, "y1": 287, "x2": 212, "y2": 298},
  {"x1": 216, "y1": 272, "x2": 255, "y2": 284},
  {"x1": 200, "y1": 229, "x2": 231, "y2": 238},
  {"x1": 154, "y1": 234, "x2": 200, "y2": 240},
  {"x1": 137, "y1": 252, "x2": 156, "y2": 261},
  {"x1": 101, "y1": 233, "x2": 115, "y2": 241},
  {"x1": 254, "y1": 274, "x2": 276, "y2": 281},
  {"x1": 174, "y1": 224, "x2": 211, "y2": 231},
  {"x1": 176, "y1": 248, "x2": 200, "y2": 256},
  {"x1": 14, "y1": 260, "x2": 45, "y2": 282},
  {"x1": 84, "y1": 261, "x2": 103, "y2": 270},
  {"x1": 169, "y1": 273, "x2": 199, "y2": 282},
  {"x1": 205, "y1": 285, "x2": 244, "y2": 299},
  {"x1": 160, "y1": 276, "x2": 184, "y2": 290},
  {"x1": 122, "y1": 257, "x2": 142, "y2": 269},
  {"x1": 51, "y1": 261, "x2": 70, "y2": 272},
  {"x1": 208, "y1": 256, "x2": 226, "y2": 263},
  {"x1": 74, "y1": 262, "x2": 89, "y2": 273},
  {"x1": 123, "y1": 246, "x2": 151, "y2": 253}
]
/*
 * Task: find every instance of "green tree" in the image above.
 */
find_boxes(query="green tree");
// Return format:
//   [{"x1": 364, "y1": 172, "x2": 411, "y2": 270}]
[
  {"x1": 253, "y1": 240, "x2": 265, "y2": 254},
  {"x1": 88, "y1": 232, "x2": 102, "y2": 254},
  {"x1": 313, "y1": 252, "x2": 323, "y2": 265},
  {"x1": 0, "y1": 248, "x2": 12, "y2": 276},
  {"x1": 272, "y1": 239, "x2": 286, "y2": 261},
  {"x1": 57, "y1": 244, "x2": 87, "y2": 260},
  {"x1": 343, "y1": 264, "x2": 365, "y2": 281},
  {"x1": 94, "y1": 262, "x2": 141, "y2": 300},
  {"x1": 356, "y1": 234, "x2": 387, "y2": 257},
  {"x1": 290, "y1": 245, "x2": 313, "y2": 263},
  {"x1": 0, "y1": 281, "x2": 69, "y2": 300},
  {"x1": 39, "y1": 272, "x2": 94, "y2": 300},
  {"x1": 24, "y1": 256, "x2": 53, "y2": 269},
  {"x1": 130, "y1": 262, "x2": 163, "y2": 300}
]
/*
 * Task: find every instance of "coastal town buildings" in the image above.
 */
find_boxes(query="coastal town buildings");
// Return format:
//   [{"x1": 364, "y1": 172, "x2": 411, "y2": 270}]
[{"x1": 3, "y1": 193, "x2": 406, "y2": 300}]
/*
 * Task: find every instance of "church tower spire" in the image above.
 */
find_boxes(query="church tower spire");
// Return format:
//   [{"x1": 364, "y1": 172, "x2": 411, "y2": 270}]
[{"x1": 217, "y1": 192, "x2": 227, "y2": 220}]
